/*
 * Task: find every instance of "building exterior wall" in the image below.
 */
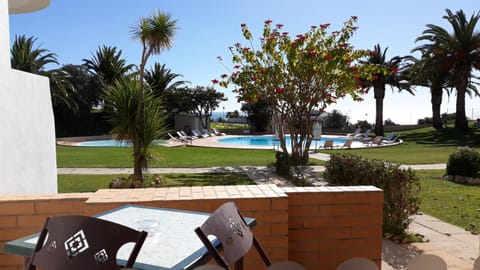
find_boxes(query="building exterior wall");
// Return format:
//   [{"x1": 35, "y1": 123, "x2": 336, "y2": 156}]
[
  {"x1": 0, "y1": 69, "x2": 58, "y2": 195},
  {"x1": 0, "y1": 185, "x2": 383, "y2": 270},
  {"x1": 175, "y1": 113, "x2": 209, "y2": 133},
  {"x1": 1, "y1": 1, "x2": 57, "y2": 195}
]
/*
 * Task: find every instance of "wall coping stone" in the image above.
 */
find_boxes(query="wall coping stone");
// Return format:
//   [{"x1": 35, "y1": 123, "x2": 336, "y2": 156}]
[{"x1": 86, "y1": 184, "x2": 289, "y2": 203}]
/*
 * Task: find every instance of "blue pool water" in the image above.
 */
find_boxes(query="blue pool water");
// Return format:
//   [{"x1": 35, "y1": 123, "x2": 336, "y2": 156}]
[
  {"x1": 217, "y1": 135, "x2": 346, "y2": 147},
  {"x1": 76, "y1": 140, "x2": 132, "y2": 147}
]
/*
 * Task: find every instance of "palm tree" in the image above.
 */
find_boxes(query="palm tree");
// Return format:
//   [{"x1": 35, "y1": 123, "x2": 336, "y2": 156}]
[
  {"x1": 103, "y1": 76, "x2": 166, "y2": 186},
  {"x1": 130, "y1": 10, "x2": 177, "y2": 182},
  {"x1": 415, "y1": 9, "x2": 480, "y2": 130},
  {"x1": 10, "y1": 35, "x2": 58, "y2": 73},
  {"x1": 11, "y1": 35, "x2": 77, "y2": 111},
  {"x1": 144, "y1": 63, "x2": 188, "y2": 98},
  {"x1": 360, "y1": 44, "x2": 414, "y2": 136},
  {"x1": 406, "y1": 52, "x2": 453, "y2": 129},
  {"x1": 82, "y1": 45, "x2": 135, "y2": 86}
]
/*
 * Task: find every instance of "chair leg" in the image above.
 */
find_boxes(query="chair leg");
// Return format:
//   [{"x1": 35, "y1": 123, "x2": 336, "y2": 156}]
[{"x1": 234, "y1": 258, "x2": 243, "y2": 270}]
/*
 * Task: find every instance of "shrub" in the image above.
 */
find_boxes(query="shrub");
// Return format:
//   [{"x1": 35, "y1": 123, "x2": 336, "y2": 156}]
[
  {"x1": 324, "y1": 154, "x2": 420, "y2": 239},
  {"x1": 446, "y1": 147, "x2": 480, "y2": 178}
]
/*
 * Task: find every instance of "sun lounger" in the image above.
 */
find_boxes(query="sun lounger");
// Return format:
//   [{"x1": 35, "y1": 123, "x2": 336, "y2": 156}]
[
  {"x1": 177, "y1": 131, "x2": 194, "y2": 141},
  {"x1": 202, "y1": 129, "x2": 215, "y2": 137},
  {"x1": 346, "y1": 128, "x2": 361, "y2": 139},
  {"x1": 341, "y1": 139, "x2": 353, "y2": 149},
  {"x1": 323, "y1": 139, "x2": 334, "y2": 149},
  {"x1": 382, "y1": 135, "x2": 400, "y2": 144},
  {"x1": 168, "y1": 132, "x2": 185, "y2": 142},
  {"x1": 180, "y1": 130, "x2": 198, "y2": 139},
  {"x1": 192, "y1": 129, "x2": 209, "y2": 138},
  {"x1": 353, "y1": 129, "x2": 371, "y2": 140},
  {"x1": 365, "y1": 136, "x2": 383, "y2": 146},
  {"x1": 212, "y1": 128, "x2": 226, "y2": 136}
]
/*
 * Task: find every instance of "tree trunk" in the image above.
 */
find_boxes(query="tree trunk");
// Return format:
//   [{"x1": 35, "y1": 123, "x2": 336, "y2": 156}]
[
  {"x1": 373, "y1": 82, "x2": 385, "y2": 136},
  {"x1": 454, "y1": 71, "x2": 469, "y2": 130},
  {"x1": 133, "y1": 50, "x2": 149, "y2": 182},
  {"x1": 431, "y1": 85, "x2": 443, "y2": 130}
]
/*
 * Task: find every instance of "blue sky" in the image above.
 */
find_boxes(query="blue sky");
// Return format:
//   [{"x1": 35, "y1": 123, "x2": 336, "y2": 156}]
[{"x1": 9, "y1": 0, "x2": 480, "y2": 124}]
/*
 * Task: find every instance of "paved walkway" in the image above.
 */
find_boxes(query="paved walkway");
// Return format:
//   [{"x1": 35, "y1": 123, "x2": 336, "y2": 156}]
[{"x1": 58, "y1": 161, "x2": 478, "y2": 269}]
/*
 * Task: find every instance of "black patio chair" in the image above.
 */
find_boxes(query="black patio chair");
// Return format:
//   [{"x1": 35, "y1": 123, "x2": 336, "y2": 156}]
[
  {"x1": 194, "y1": 202, "x2": 303, "y2": 270},
  {"x1": 26, "y1": 215, "x2": 148, "y2": 270}
]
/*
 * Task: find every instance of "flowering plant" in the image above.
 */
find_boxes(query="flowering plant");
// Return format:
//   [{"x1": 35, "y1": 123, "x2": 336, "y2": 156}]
[{"x1": 217, "y1": 17, "x2": 384, "y2": 165}]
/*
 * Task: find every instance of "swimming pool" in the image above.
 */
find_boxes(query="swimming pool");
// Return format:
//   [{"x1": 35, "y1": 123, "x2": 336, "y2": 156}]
[
  {"x1": 217, "y1": 135, "x2": 347, "y2": 147},
  {"x1": 75, "y1": 139, "x2": 131, "y2": 147}
]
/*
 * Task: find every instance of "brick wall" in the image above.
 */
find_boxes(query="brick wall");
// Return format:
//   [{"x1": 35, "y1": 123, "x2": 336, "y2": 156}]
[
  {"x1": 285, "y1": 186, "x2": 384, "y2": 270},
  {"x1": 0, "y1": 185, "x2": 382, "y2": 270},
  {"x1": 0, "y1": 193, "x2": 91, "y2": 269}
]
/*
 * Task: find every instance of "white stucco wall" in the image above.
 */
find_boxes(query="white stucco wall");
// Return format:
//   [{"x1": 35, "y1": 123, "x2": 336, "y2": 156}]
[
  {"x1": 0, "y1": 0, "x2": 57, "y2": 195},
  {"x1": 0, "y1": 70, "x2": 58, "y2": 195}
]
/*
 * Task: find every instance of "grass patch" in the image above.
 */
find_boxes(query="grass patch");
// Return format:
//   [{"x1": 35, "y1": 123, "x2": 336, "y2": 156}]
[
  {"x1": 417, "y1": 170, "x2": 480, "y2": 234},
  {"x1": 318, "y1": 126, "x2": 480, "y2": 164},
  {"x1": 57, "y1": 145, "x2": 323, "y2": 168},
  {"x1": 211, "y1": 122, "x2": 248, "y2": 129},
  {"x1": 57, "y1": 146, "x2": 276, "y2": 168},
  {"x1": 58, "y1": 173, "x2": 254, "y2": 193}
]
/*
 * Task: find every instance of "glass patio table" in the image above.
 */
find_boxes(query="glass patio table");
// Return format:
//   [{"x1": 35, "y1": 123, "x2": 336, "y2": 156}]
[{"x1": 2, "y1": 204, "x2": 256, "y2": 270}]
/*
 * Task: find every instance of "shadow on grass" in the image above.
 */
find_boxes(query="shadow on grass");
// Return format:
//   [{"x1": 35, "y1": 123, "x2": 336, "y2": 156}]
[
  {"x1": 161, "y1": 173, "x2": 254, "y2": 186},
  {"x1": 402, "y1": 127, "x2": 480, "y2": 147}
]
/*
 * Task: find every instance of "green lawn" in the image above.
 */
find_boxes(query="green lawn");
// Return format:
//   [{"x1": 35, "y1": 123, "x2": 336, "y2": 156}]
[
  {"x1": 58, "y1": 173, "x2": 254, "y2": 193},
  {"x1": 56, "y1": 145, "x2": 285, "y2": 168},
  {"x1": 57, "y1": 126, "x2": 480, "y2": 168},
  {"x1": 416, "y1": 170, "x2": 480, "y2": 234},
  {"x1": 318, "y1": 126, "x2": 480, "y2": 164}
]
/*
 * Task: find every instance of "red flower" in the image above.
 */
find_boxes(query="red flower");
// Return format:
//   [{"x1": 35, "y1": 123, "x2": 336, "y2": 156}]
[
  {"x1": 235, "y1": 42, "x2": 241, "y2": 47},
  {"x1": 211, "y1": 79, "x2": 219, "y2": 84},
  {"x1": 282, "y1": 32, "x2": 289, "y2": 36},
  {"x1": 233, "y1": 65, "x2": 241, "y2": 69},
  {"x1": 349, "y1": 66, "x2": 358, "y2": 72},
  {"x1": 320, "y1": 23, "x2": 330, "y2": 29},
  {"x1": 324, "y1": 55, "x2": 333, "y2": 60},
  {"x1": 311, "y1": 25, "x2": 317, "y2": 29},
  {"x1": 370, "y1": 51, "x2": 379, "y2": 56},
  {"x1": 241, "y1": 23, "x2": 246, "y2": 27},
  {"x1": 264, "y1": 19, "x2": 272, "y2": 24},
  {"x1": 390, "y1": 67, "x2": 399, "y2": 73},
  {"x1": 308, "y1": 50, "x2": 318, "y2": 57},
  {"x1": 372, "y1": 75, "x2": 379, "y2": 80},
  {"x1": 221, "y1": 74, "x2": 228, "y2": 79},
  {"x1": 276, "y1": 23, "x2": 284, "y2": 28},
  {"x1": 275, "y1": 87, "x2": 285, "y2": 94},
  {"x1": 352, "y1": 26, "x2": 359, "y2": 30},
  {"x1": 351, "y1": 16, "x2": 358, "y2": 20},
  {"x1": 296, "y1": 34, "x2": 306, "y2": 41}
]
